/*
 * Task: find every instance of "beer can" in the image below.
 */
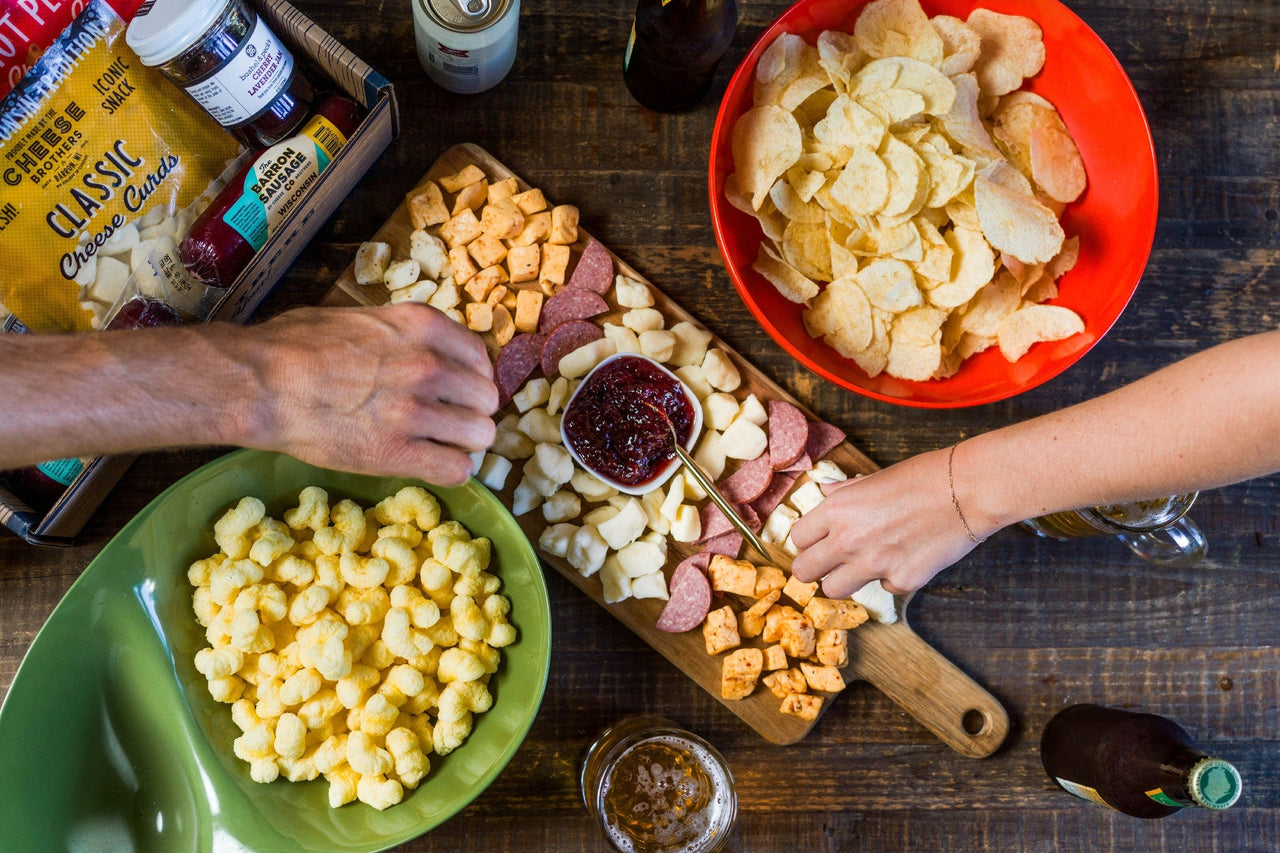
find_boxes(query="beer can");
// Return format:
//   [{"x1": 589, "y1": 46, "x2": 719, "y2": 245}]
[{"x1": 413, "y1": 0, "x2": 520, "y2": 94}]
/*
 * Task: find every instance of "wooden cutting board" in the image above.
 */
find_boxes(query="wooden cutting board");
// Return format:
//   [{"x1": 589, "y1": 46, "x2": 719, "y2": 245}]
[{"x1": 323, "y1": 143, "x2": 1008, "y2": 756}]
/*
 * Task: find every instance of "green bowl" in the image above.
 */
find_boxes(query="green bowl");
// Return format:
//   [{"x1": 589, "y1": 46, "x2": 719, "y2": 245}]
[{"x1": 0, "y1": 449, "x2": 551, "y2": 852}]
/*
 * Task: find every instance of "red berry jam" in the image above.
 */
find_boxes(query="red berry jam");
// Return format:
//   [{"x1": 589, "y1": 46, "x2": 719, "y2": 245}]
[{"x1": 562, "y1": 355, "x2": 696, "y2": 488}]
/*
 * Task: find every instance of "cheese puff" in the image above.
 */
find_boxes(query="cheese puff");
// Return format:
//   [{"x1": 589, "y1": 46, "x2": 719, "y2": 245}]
[
  {"x1": 451, "y1": 572, "x2": 486, "y2": 599},
  {"x1": 273, "y1": 620, "x2": 299, "y2": 651},
  {"x1": 424, "y1": 619, "x2": 460, "y2": 648},
  {"x1": 405, "y1": 714, "x2": 435, "y2": 755},
  {"x1": 188, "y1": 554, "x2": 226, "y2": 587},
  {"x1": 360, "y1": 638, "x2": 395, "y2": 671},
  {"x1": 314, "y1": 499, "x2": 367, "y2": 555},
  {"x1": 405, "y1": 646, "x2": 443, "y2": 676},
  {"x1": 277, "y1": 640, "x2": 304, "y2": 675},
  {"x1": 375, "y1": 486, "x2": 441, "y2": 531},
  {"x1": 449, "y1": 595, "x2": 487, "y2": 642},
  {"x1": 419, "y1": 558, "x2": 454, "y2": 609},
  {"x1": 346, "y1": 730, "x2": 393, "y2": 776},
  {"x1": 232, "y1": 698, "x2": 262, "y2": 733},
  {"x1": 292, "y1": 538, "x2": 323, "y2": 563},
  {"x1": 195, "y1": 645, "x2": 245, "y2": 680},
  {"x1": 266, "y1": 554, "x2": 316, "y2": 588},
  {"x1": 487, "y1": 621, "x2": 517, "y2": 649},
  {"x1": 298, "y1": 618, "x2": 353, "y2": 681},
  {"x1": 371, "y1": 536, "x2": 419, "y2": 587},
  {"x1": 215, "y1": 496, "x2": 266, "y2": 559},
  {"x1": 279, "y1": 667, "x2": 324, "y2": 706},
  {"x1": 284, "y1": 486, "x2": 330, "y2": 532},
  {"x1": 437, "y1": 647, "x2": 485, "y2": 684},
  {"x1": 288, "y1": 585, "x2": 331, "y2": 627},
  {"x1": 336, "y1": 664, "x2": 381, "y2": 709},
  {"x1": 234, "y1": 583, "x2": 288, "y2": 623},
  {"x1": 337, "y1": 585, "x2": 391, "y2": 626},
  {"x1": 313, "y1": 555, "x2": 344, "y2": 600},
  {"x1": 436, "y1": 536, "x2": 491, "y2": 577},
  {"x1": 358, "y1": 693, "x2": 399, "y2": 737},
  {"x1": 255, "y1": 651, "x2": 284, "y2": 680},
  {"x1": 378, "y1": 664, "x2": 426, "y2": 707},
  {"x1": 347, "y1": 624, "x2": 380, "y2": 661},
  {"x1": 382, "y1": 608, "x2": 435, "y2": 660},
  {"x1": 433, "y1": 714, "x2": 473, "y2": 756},
  {"x1": 389, "y1": 585, "x2": 442, "y2": 629},
  {"x1": 249, "y1": 518, "x2": 296, "y2": 568},
  {"x1": 480, "y1": 593, "x2": 511, "y2": 623},
  {"x1": 192, "y1": 586, "x2": 219, "y2": 628},
  {"x1": 376, "y1": 522, "x2": 423, "y2": 548},
  {"x1": 327, "y1": 763, "x2": 360, "y2": 808},
  {"x1": 274, "y1": 712, "x2": 307, "y2": 760},
  {"x1": 306, "y1": 722, "x2": 334, "y2": 749},
  {"x1": 279, "y1": 753, "x2": 320, "y2": 782},
  {"x1": 208, "y1": 675, "x2": 247, "y2": 704},
  {"x1": 255, "y1": 677, "x2": 288, "y2": 719},
  {"x1": 426, "y1": 520, "x2": 469, "y2": 547},
  {"x1": 297, "y1": 688, "x2": 343, "y2": 731},
  {"x1": 436, "y1": 681, "x2": 487, "y2": 722},
  {"x1": 459, "y1": 638, "x2": 501, "y2": 675},
  {"x1": 313, "y1": 733, "x2": 348, "y2": 774},
  {"x1": 386, "y1": 727, "x2": 431, "y2": 788},
  {"x1": 230, "y1": 608, "x2": 275, "y2": 654},
  {"x1": 340, "y1": 552, "x2": 390, "y2": 589},
  {"x1": 234, "y1": 722, "x2": 275, "y2": 763},
  {"x1": 357, "y1": 774, "x2": 404, "y2": 811},
  {"x1": 210, "y1": 559, "x2": 265, "y2": 607},
  {"x1": 401, "y1": 676, "x2": 442, "y2": 716},
  {"x1": 250, "y1": 760, "x2": 280, "y2": 785},
  {"x1": 205, "y1": 605, "x2": 235, "y2": 647}
]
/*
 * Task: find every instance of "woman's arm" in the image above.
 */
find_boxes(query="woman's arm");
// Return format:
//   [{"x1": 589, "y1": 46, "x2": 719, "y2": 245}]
[
  {"x1": 0, "y1": 303, "x2": 499, "y2": 485},
  {"x1": 791, "y1": 328, "x2": 1280, "y2": 596}
]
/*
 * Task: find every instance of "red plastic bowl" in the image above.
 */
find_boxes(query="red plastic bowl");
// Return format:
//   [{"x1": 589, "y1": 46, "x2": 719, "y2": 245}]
[{"x1": 709, "y1": 0, "x2": 1157, "y2": 408}]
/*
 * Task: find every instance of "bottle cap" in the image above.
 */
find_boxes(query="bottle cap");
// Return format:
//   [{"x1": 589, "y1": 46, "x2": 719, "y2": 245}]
[
  {"x1": 127, "y1": 0, "x2": 235, "y2": 67},
  {"x1": 1188, "y1": 757, "x2": 1242, "y2": 809}
]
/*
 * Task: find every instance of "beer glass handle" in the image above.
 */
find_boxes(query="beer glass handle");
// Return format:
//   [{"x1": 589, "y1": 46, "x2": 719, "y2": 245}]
[{"x1": 1116, "y1": 516, "x2": 1207, "y2": 566}]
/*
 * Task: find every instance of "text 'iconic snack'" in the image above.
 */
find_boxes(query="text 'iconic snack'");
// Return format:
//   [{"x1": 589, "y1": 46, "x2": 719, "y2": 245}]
[
  {"x1": 188, "y1": 485, "x2": 517, "y2": 810},
  {"x1": 726, "y1": 0, "x2": 1087, "y2": 381}
]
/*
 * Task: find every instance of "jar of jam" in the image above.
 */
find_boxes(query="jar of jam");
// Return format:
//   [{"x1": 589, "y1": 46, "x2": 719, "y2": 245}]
[{"x1": 126, "y1": 0, "x2": 313, "y2": 147}]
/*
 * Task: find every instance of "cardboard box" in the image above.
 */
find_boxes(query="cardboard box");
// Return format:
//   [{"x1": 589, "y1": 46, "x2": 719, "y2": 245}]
[{"x1": 0, "y1": 0, "x2": 399, "y2": 546}]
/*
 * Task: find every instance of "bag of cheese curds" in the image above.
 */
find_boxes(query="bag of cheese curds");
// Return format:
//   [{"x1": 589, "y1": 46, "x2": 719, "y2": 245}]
[{"x1": 0, "y1": 0, "x2": 243, "y2": 332}]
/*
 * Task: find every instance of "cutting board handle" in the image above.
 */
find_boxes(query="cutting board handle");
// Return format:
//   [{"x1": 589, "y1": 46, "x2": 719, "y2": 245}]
[{"x1": 847, "y1": 598, "x2": 1009, "y2": 759}]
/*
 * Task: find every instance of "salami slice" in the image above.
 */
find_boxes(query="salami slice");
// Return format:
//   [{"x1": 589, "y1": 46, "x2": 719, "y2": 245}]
[
  {"x1": 495, "y1": 332, "x2": 546, "y2": 402},
  {"x1": 805, "y1": 420, "x2": 847, "y2": 461},
  {"x1": 655, "y1": 555, "x2": 713, "y2": 633},
  {"x1": 782, "y1": 454, "x2": 812, "y2": 473},
  {"x1": 541, "y1": 320, "x2": 604, "y2": 376},
  {"x1": 719, "y1": 454, "x2": 774, "y2": 504},
  {"x1": 750, "y1": 471, "x2": 800, "y2": 519},
  {"x1": 538, "y1": 287, "x2": 609, "y2": 334},
  {"x1": 768, "y1": 400, "x2": 810, "y2": 470},
  {"x1": 565, "y1": 238, "x2": 614, "y2": 294},
  {"x1": 696, "y1": 502, "x2": 734, "y2": 543},
  {"x1": 700, "y1": 531, "x2": 743, "y2": 559}
]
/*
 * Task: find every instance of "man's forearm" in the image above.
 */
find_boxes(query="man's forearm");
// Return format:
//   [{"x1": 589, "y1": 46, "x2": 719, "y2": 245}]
[
  {"x1": 0, "y1": 325, "x2": 258, "y2": 469},
  {"x1": 957, "y1": 329, "x2": 1280, "y2": 535}
]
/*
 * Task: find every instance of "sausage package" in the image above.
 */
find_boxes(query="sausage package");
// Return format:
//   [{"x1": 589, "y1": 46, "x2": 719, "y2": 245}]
[{"x1": 0, "y1": 0, "x2": 242, "y2": 332}]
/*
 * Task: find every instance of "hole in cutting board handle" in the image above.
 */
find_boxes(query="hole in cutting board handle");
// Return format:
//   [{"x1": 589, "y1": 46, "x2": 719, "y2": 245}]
[{"x1": 962, "y1": 708, "x2": 989, "y2": 736}]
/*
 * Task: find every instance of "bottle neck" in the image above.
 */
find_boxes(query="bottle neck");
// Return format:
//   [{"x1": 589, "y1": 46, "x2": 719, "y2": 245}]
[{"x1": 1153, "y1": 750, "x2": 1242, "y2": 810}]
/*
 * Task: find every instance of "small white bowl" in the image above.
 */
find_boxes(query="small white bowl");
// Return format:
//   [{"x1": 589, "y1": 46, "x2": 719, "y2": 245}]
[{"x1": 560, "y1": 353, "x2": 704, "y2": 496}]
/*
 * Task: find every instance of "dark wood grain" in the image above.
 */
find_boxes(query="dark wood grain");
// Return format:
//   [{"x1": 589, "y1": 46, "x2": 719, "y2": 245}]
[{"x1": 2, "y1": 0, "x2": 1278, "y2": 850}]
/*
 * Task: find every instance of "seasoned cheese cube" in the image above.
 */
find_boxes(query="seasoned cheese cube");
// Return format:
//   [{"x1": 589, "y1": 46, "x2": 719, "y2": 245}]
[
  {"x1": 780, "y1": 692, "x2": 824, "y2": 721},
  {"x1": 487, "y1": 176, "x2": 519, "y2": 204},
  {"x1": 439, "y1": 164, "x2": 486, "y2": 192},
  {"x1": 803, "y1": 597, "x2": 869, "y2": 631},
  {"x1": 721, "y1": 647, "x2": 763, "y2": 700},
  {"x1": 448, "y1": 245, "x2": 479, "y2": 285},
  {"x1": 782, "y1": 574, "x2": 819, "y2": 607},
  {"x1": 451, "y1": 179, "x2": 489, "y2": 215},
  {"x1": 708, "y1": 555, "x2": 757, "y2": 597},
  {"x1": 777, "y1": 616, "x2": 817, "y2": 659},
  {"x1": 754, "y1": 565, "x2": 787, "y2": 597},
  {"x1": 468, "y1": 234, "x2": 508, "y2": 269},
  {"x1": 762, "y1": 644, "x2": 788, "y2": 672},
  {"x1": 800, "y1": 662, "x2": 847, "y2": 693},
  {"x1": 409, "y1": 230, "x2": 449, "y2": 279},
  {"x1": 763, "y1": 667, "x2": 808, "y2": 698},
  {"x1": 702, "y1": 605, "x2": 741, "y2": 655},
  {"x1": 538, "y1": 242, "x2": 570, "y2": 289},
  {"x1": 439, "y1": 208, "x2": 482, "y2": 247},
  {"x1": 816, "y1": 628, "x2": 849, "y2": 667},
  {"x1": 739, "y1": 589, "x2": 781, "y2": 639},
  {"x1": 407, "y1": 181, "x2": 450, "y2": 228},
  {"x1": 355, "y1": 242, "x2": 391, "y2": 284},
  {"x1": 548, "y1": 204, "x2": 579, "y2": 244},
  {"x1": 512, "y1": 187, "x2": 547, "y2": 214},
  {"x1": 507, "y1": 244, "x2": 541, "y2": 282},
  {"x1": 513, "y1": 289, "x2": 543, "y2": 334}
]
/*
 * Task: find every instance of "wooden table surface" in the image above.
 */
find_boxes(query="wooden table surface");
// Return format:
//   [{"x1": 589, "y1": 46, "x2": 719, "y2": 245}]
[{"x1": 3, "y1": 0, "x2": 1278, "y2": 850}]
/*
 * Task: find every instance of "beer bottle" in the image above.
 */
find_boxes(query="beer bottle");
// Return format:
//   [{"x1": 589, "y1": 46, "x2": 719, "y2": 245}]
[
  {"x1": 623, "y1": 0, "x2": 738, "y2": 112},
  {"x1": 1040, "y1": 704, "x2": 1242, "y2": 818}
]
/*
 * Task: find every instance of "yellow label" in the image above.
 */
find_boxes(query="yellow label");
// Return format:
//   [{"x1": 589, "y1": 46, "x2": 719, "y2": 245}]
[{"x1": 0, "y1": 0, "x2": 243, "y2": 331}]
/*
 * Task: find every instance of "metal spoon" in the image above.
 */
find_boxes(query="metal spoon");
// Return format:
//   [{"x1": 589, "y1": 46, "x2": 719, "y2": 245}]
[{"x1": 645, "y1": 402, "x2": 773, "y2": 562}]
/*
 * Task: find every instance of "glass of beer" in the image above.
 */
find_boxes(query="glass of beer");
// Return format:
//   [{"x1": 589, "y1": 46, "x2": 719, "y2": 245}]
[
  {"x1": 581, "y1": 716, "x2": 737, "y2": 853},
  {"x1": 1020, "y1": 492, "x2": 1207, "y2": 566}
]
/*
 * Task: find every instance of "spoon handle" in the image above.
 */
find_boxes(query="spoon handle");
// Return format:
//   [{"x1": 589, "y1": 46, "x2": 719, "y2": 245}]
[{"x1": 670, "y1": 442, "x2": 773, "y2": 563}]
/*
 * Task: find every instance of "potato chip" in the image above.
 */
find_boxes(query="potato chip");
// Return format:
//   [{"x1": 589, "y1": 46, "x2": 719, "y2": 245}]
[
  {"x1": 939, "y1": 73, "x2": 1004, "y2": 160},
  {"x1": 784, "y1": 164, "x2": 828, "y2": 204},
  {"x1": 771, "y1": 179, "x2": 825, "y2": 224},
  {"x1": 725, "y1": 173, "x2": 787, "y2": 242},
  {"x1": 967, "y1": 9, "x2": 1046, "y2": 97},
  {"x1": 828, "y1": 146, "x2": 891, "y2": 216},
  {"x1": 805, "y1": 276, "x2": 873, "y2": 351},
  {"x1": 855, "y1": 0, "x2": 943, "y2": 65},
  {"x1": 927, "y1": 224, "x2": 994, "y2": 309},
  {"x1": 814, "y1": 94, "x2": 885, "y2": 150},
  {"x1": 974, "y1": 175, "x2": 1065, "y2": 264},
  {"x1": 829, "y1": 235, "x2": 860, "y2": 280},
  {"x1": 782, "y1": 220, "x2": 833, "y2": 281},
  {"x1": 996, "y1": 303, "x2": 1084, "y2": 361},
  {"x1": 859, "y1": 87, "x2": 927, "y2": 125},
  {"x1": 959, "y1": 270, "x2": 1021, "y2": 337},
  {"x1": 932, "y1": 15, "x2": 982, "y2": 76},
  {"x1": 752, "y1": 243, "x2": 819, "y2": 303},
  {"x1": 887, "y1": 307, "x2": 945, "y2": 380},
  {"x1": 846, "y1": 310, "x2": 892, "y2": 377},
  {"x1": 859, "y1": 258, "x2": 922, "y2": 312},
  {"x1": 855, "y1": 57, "x2": 957, "y2": 115},
  {"x1": 754, "y1": 33, "x2": 818, "y2": 106},
  {"x1": 817, "y1": 29, "x2": 865, "y2": 91},
  {"x1": 732, "y1": 106, "x2": 803, "y2": 210},
  {"x1": 878, "y1": 136, "x2": 928, "y2": 219},
  {"x1": 1031, "y1": 122, "x2": 1087, "y2": 203}
]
